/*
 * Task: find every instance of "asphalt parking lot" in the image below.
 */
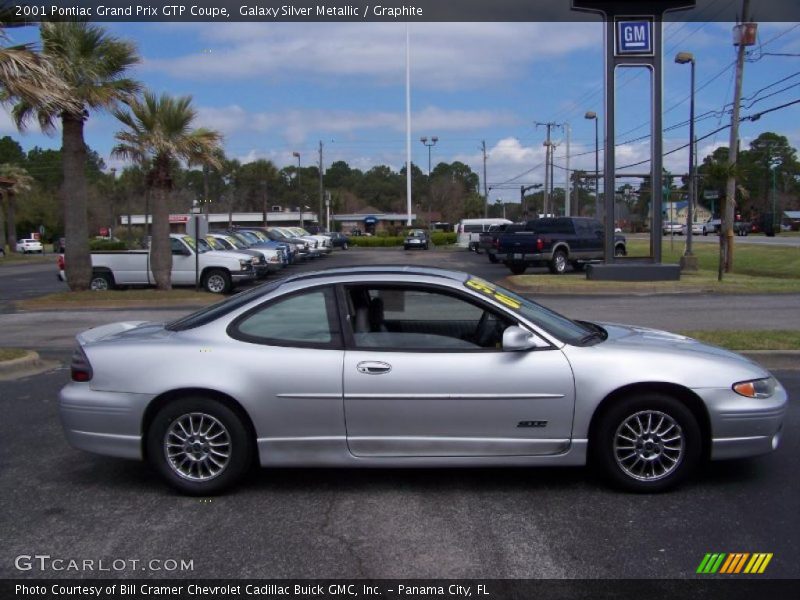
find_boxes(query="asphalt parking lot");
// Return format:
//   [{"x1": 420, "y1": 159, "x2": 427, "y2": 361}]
[
  {"x1": 0, "y1": 245, "x2": 798, "y2": 580},
  {"x1": 0, "y1": 364, "x2": 797, "y2": 579}
]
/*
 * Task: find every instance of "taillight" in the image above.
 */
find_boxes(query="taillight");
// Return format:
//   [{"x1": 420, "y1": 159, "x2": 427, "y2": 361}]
[
  {"x1": 492, "y1": 238, "x2": 500, "y2": 249},
  {"x1": 536, "y1": 238, "x2": 544, "y2": 251},
  {"x1": 70, "y1": 346, "x2": 93, "y2": 382}
]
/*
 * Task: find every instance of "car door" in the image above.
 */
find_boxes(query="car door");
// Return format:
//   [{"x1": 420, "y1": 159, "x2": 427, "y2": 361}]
[
  {"x1": 340, "y1": 283, "x2": 575, "y2": 458},
  {"x1": 169, "y1": 236, "x2": 196, "y2": 285},
  {"x1": 227, "y1": 285, "x2": 346, "y2": 461}
]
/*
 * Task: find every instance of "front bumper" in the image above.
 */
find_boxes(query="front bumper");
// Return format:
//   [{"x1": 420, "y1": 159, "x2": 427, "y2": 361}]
[
  {"x1": 59, "y1": 383, "x2": 150, "y2": 460},
  {"x1": 696, "y1": 383, "x2": 788, "y2": 460},
  {"x1": 231, "y1": 269, "x2": 257, "y2": 283}
]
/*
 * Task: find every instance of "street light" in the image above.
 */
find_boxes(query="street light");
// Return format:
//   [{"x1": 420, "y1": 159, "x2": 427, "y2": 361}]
[
  {"x1": 675, "y1": 51, "x2": 697, "y2": 266},
  {"x1": 292, "y1": 151, "x2": 301, "y2": 226},
  {"x1": 770, "y1": 156, "x2": 782, "y2": 236},
  {"x1": 420, "y1": 136, "x2": 438, "y2": 227},
  {"x1": 584, "y1": 111, "x2": 599, "y2": 219}
]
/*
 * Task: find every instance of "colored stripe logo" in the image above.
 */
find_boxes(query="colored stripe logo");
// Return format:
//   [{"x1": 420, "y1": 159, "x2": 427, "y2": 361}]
[{"x1": 697, "y1": 553, "x2": 773, "y2": 574}]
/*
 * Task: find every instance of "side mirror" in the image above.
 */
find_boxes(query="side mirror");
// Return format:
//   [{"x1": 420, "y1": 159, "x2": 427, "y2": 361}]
[{"x1": 502, "y1": 326, "x2": 549, "y2": 351}]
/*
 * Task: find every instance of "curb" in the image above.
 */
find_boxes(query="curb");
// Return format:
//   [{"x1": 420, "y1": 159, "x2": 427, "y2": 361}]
[
  {"x1": 741, "y1": 351, "x2": 800, "y2": 371},
  {"x1": 0, "y1": 351, "x2": 61, "y2": 381}
]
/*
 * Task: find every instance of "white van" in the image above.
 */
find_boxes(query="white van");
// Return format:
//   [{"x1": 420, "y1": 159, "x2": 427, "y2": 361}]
[{"x1": 456, "y1": 218, "x2": 512, "y2": 250}]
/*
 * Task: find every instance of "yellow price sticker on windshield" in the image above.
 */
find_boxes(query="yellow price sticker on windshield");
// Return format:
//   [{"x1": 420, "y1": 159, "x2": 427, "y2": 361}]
[{"x1": 465, "y1": 278, "x2": 522, "y2": 310}]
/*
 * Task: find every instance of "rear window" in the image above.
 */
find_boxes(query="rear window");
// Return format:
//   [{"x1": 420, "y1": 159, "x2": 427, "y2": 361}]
[
  {"x1": 463, "y1": 224, "x2": 484, "y2": 233},
  {"x1": 166, "y1": 281, "x2": 283, "y2": 331}
]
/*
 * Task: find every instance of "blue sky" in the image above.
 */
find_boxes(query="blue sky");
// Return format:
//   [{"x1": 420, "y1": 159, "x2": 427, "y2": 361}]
[{"x1": 2, "y1": 20, "x2": 799, "y2": 202}]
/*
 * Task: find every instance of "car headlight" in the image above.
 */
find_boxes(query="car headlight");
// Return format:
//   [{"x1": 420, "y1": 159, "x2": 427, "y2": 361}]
[
  {"x1": 239, "y1": 259, "x2": 251, "y2": 269},
  {"x1": 733, "y1": 377, "x2": 776, "y2": 399}
]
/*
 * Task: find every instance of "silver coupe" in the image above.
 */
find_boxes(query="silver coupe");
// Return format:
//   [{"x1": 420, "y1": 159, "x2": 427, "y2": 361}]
[{"x1": 59, "y1": 266, "x2": 787, "y2": 494}]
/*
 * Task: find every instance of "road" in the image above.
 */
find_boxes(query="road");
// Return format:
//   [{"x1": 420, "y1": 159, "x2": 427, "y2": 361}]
[
  {"x1": 0, "y1": 362, "x2": 796, "y2": 579},
  {"x1": 1, "y1": 247, "x2": 797, "y2": 581},
  {"x1": 1, "y1": 249, "x2": 798, "y2": 350}
]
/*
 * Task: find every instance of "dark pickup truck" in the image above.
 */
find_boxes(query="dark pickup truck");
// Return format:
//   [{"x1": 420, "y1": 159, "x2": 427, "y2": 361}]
[
  {"x1": 478, "y1": 223, "x2": 524, "y2": 263},
  {"x1": 497, "y1": 217, "x2": 626, "y2": 275}
]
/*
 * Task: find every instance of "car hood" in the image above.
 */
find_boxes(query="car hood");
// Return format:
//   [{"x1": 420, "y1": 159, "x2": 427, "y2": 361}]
[
  {"x1": 597, "y1": 322, "x2": 758, "y2": 366},
  {"x1": 204, "y1": 249, "x2": 253, "y2": 261}
]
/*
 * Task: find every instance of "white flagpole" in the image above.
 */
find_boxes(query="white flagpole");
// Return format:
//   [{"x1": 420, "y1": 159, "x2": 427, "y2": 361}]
[{"x1": 405, "y1": 23, "x2": 412, "y2": 226}]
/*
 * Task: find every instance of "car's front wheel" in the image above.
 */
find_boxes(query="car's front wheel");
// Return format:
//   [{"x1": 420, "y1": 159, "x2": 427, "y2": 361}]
[
  {"x1": 203, "y1": 269, "x2": 231, "y2": 294},
  {"x1": 592, "y1": 393, "x2": 701, "y2": 492},
  {"x1": 146, "y1": 397, "x2": 254, "y2": 495}
]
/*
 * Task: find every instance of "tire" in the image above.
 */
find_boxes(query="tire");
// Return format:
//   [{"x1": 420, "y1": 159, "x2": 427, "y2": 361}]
[
  {"x1": 90, "y1": 272, "x2": 114, "y2": 291},
  {"x1": 488, "y1": 253, "x2": 499, "y2": 264},
  {"x1": 592, "y1": 393, "x2": 701, "y2": 493},
  {"x1": 424, "y1": 243, "x2": 429, "y2": 250},
  {"x1": 342, "y1": 242, "x2": 348, "y2": 250},
  {"x1": 614, "y1": 244, "x2": 626, "y2": 257},
  {"x1": 507, "y1": 262, "x2": 527, "y2": 275},
  {"x1": 548, "y1": 249, "x2": 568, "y2": 275},
  {"x1": 146, "y1": 396, "x2": 254, "y2": 495},
  {"x1": 203, "y1": 269, "x2": 232, "y2": 294}
]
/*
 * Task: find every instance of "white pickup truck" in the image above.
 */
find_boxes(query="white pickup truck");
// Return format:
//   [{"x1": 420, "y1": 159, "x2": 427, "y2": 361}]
[{"x1": 60, "y1": 234, "x2": 257, "y2": 293}]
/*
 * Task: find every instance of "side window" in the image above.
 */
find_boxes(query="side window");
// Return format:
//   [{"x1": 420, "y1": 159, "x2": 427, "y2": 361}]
[
  {"x1": 232, "y1": 287, "x2": 339, "y2": 347},
  {"x1": 344, "y1": 286, "x2": 513, "y2": 351},
  {"x1": 170, "y1": 238, "x2": 186, "y2": 254}
]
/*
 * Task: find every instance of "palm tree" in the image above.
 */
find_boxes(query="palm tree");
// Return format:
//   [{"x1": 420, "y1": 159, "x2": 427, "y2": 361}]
[
  {"x1": 13, "y1": 22, "x2": 140, "y2": 290},
  {"x1": 0, "y1": 163, "x2": 34, "y2": 250},
  {"x1": 112, "y1": 91, "x2": 222, "y2": 290},
  {"x1": 0, "y1": 23, "x2": 76, "y2": 112}
]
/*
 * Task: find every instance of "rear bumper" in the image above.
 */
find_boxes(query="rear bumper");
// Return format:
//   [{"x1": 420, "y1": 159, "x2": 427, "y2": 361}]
[{"x1": 59, "y1": 383, "x2": 149, "y2": 460}]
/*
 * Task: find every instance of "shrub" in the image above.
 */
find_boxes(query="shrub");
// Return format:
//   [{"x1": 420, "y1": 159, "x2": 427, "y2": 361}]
[
  {"x1": 89, "y1": 239, "x2": 127, "y2": 251},
  {"x1": 431, "y1": 232, "x2": 457, "y2": 245}
]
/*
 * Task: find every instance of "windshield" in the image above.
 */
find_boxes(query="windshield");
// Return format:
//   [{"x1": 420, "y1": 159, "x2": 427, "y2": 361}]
[
  {"x1": 204, "y1": 237, "x2": 224, "y2": 251},
  {"x1": 463, "y1": 277, "x2": 594, "y2": 345},
  {"x1": 182, "y1": 236, "x2": 209, "y2": 254},
  {"x1": 237, "y1": 231, "x2": 260, "y2": 244},
  {"x1": 224, "y1": 235, "x2": 246, "y2": 249}
]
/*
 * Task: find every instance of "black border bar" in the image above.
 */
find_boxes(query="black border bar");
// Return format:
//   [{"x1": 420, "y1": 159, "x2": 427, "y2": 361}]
[
  {"x1": 5, "y1": 0, "x2": 800, "y2": 22},
  {"x1": 4, "y1": 579, "x2": 800, "y2": 600}
]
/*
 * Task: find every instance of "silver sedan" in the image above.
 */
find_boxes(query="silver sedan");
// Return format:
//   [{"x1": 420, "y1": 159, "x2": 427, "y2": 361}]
[{"x1": 59, "y1": 266, "x2": 787, "y2": 494}]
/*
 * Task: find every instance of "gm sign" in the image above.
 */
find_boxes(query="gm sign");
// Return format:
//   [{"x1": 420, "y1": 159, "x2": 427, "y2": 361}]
[{"x1": 615, "y1": 18, "x2": 654, "y2": 56}]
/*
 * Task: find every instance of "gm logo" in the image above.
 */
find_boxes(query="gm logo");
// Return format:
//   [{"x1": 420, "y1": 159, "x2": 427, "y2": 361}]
[
  {"x1": 696, "y1": 553, "x2": 773, "y2": 574},
  {"x1": 616, "y1": 19, "x2": 653, "y2": 56}
]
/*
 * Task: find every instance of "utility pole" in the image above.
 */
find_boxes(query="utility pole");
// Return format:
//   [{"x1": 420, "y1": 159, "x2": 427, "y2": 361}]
[
  {"x1": 318, "y1": 141, "x2": 324, "y2": 228},
  {"x1": 481, "y1": 140, "x2": 489, "y2": 218},
  {"x1": 564, "y1": 124, "x2": 571, "y2": 216},
  {"x1": 202, "y1": 164, "x2": 210, "y2": 216},
  {"x1": 722, "y1": 0, "x2": 754, "y2": 279},
  {"x1": 536, "y1": 121, "x2": 563, "y2": 217}
]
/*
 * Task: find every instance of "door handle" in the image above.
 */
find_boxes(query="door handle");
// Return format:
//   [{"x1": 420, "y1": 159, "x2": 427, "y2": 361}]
[{"x1": 357, "y1": 361, "x2": 392, "y2": 375}]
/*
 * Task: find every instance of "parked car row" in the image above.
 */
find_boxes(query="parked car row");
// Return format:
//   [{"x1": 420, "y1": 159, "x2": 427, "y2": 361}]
[{"x1": 56, "y1": 228, "x2": 350, "y2": 293}]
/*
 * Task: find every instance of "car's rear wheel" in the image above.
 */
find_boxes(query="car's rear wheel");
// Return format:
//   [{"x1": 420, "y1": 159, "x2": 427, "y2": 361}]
[
  {"x1": 90, "y1": 272, "x2": 114, "y2": 291},
  {"x1": 614, "y1": 244, "x2": 626, "y2": 257},
  {"x1": 592, "y1": 393, "x2": 701, "y2": 492},
  {"x1": 342, "y1": 242, "x2": 348, "y2": 250},
  {"x1": 203, "y1": 269, "x2": 231, "y2": 294},
  {"x1": 548, "y1": 250, "x2": 568, "y2": 274},
  {"x1": 146, "y1": 397, "x2": 254, "y2": 495}
]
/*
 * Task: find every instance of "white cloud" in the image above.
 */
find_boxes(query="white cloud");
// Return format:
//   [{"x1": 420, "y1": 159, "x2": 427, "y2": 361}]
[
  {"x1": 196, "y1": 104, "x2": 518, "y2": 145},
  {"x1": 144, "y1": 22, "x2": 600, "y2": 90}
]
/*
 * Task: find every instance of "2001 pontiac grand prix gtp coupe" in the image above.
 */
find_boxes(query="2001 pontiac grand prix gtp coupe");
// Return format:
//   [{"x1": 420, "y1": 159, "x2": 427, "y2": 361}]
[{"x1": 60, "y1": 266, "x2": 787, "y2": 494}]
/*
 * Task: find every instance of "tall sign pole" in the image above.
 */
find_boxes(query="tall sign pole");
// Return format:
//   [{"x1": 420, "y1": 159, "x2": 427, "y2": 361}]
[{"x1": 572, "y1": 0, "x2": 695, "y2": 281}]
